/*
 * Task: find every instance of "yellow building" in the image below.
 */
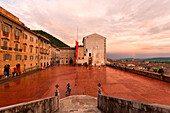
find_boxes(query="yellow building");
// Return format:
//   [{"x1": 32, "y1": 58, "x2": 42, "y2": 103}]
[
  {"x1": 0, "y1": 7, "x2": 51, "y2": 77},
  {"x1": 37, "y1": 34, "x2": 50, "y2": 67},
  {"x1": 60, "y1": 47, "x2": 75, "y2": 64}
]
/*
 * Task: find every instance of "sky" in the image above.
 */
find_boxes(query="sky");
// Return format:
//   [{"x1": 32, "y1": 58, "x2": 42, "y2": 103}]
[{"x1": 1, "y1": 0, "x2": 170, "y2": 59}]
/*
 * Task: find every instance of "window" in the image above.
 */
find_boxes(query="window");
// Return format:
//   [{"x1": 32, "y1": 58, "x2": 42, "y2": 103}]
[
  {"x1": 30, "y1": 37, "x2": 33, "y2": 42},
  {"x1": 36, "y1": 63, "x2": 38, "y2": 66},
  {"x1": 2, "y1": 24, "x2": 10, "y2": 36},
  {"x1": 16, "y1": 55, "x2": 21, "y2": 60},
  {"x1": 3, "y1": 41, "x2": 7, "y2": 47},
  {"x1": 24, "y1": 55, "x2": 27, "y2": 60},
  {"x1": 35, "y1": 56, "x2": 38, "y2": 60},
  {"x1": 41, "y1": 56, "x2": 43, "y2": 59},
  {"x1": 66, "y1": 61, "x2": 68, "y2": 63},
  {"x1": 23, "y1": 45, "x2": 26, "y2": 52},
  {"x1": 86, "y1": 49, "x2": 88, "y2": 52},
  {"x1": 14, "y1": 30, "x2": 20, "y2": 40},
  {"x1": 23, "y1": 34, "x2": 27, "y2": 39},
  {"x1": 89, "y1": 53, "x2": 91, "y2": 57},
  {"x1": 36, "y1": 39, "x2": 38, "y2": 43},
  {"x1": 44, "y1": 56, "x2": 46, "y2": 59},
  {"x1": 30, "y1": 47, "x2": 32, "y2": 53},
  {"x1": 3, "y1": 54, "x2": 11, "y2": 61},
  {"x1": 14, "y1": 44, "x2": 18, "y2": 51},
  {"x1": 30, "y1": 56, "x2": 33, "y2": 60}
]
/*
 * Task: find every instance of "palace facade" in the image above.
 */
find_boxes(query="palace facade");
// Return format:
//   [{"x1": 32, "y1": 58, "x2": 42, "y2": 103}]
[{"x1": 0, "y1": 6, "x2": 107, "y2": 77}]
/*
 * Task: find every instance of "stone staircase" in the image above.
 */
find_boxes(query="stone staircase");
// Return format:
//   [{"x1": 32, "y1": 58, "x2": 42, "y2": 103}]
[{"x1": 56, "y1": 95, "x2": 103, "y2": 113}]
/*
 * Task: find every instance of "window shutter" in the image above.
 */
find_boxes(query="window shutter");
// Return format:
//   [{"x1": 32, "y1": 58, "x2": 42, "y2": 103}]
[
  {"x1": 7, "y1": 26, "x2": 9, "y2": 32},
  {"x1": 18, "y1": 31, "x2": 20, "y2": 36},
  {"x1": 2, "y1": 24, "x2": 5, "y2": 31},
  {"x1": 3, "y1": 54, "x2": 6, "y2": 61},
  {"x1": 10, "y1": 54, "x2": 12, "y2": 60}
]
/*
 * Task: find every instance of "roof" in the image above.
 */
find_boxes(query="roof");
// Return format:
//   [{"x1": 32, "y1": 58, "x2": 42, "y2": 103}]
[
  {"x1": 36, "y1": 34, "x2": 50, "y2": 42},
  {"x1": 0, "y1": 7, "x2": 39, "y2": 37},
  {"x1": 83, "y1": 33, "x2": 106, "y2": 39}
]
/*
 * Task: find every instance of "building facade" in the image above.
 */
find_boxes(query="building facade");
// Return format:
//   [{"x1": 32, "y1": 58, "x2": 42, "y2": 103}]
[
  {"x1": 77, "y1": 33, "x2": 106, "y2": 65},
  {"x1": 0, "y1": 7, "x2": 51, "y2": 76},
  {"x1": 0, "y1": 7, "x2": 41, "y2": 76},
  {"x1": 56, "y1": 47, "x2": 60, "y2": 64},
  {"x1": 37, "y1": 34, "x2": 50, "y2": 67},
  {"x1": 60, "y1": 47, "x2": 75, "y2": 64}
]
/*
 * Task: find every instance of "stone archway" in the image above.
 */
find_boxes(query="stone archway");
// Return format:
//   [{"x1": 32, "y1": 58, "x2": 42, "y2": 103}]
[
  {"x1": 4, "y1": 64, "x2": 10, "y2": 76},
  {"x1": 16, "y1": 64, "x2": 21, "y2": 75}
]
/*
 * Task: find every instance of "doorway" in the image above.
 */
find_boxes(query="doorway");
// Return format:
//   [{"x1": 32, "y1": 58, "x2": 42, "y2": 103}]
[
  {"x1": 16, "y1": 64, "x2": 21, "y2": 75},
  {"x1": 88, "y1": 58, "x2": 92, "y2": 65},
  {"x1": 4, "y1": 64, "x2": 10, "y2": 76}
]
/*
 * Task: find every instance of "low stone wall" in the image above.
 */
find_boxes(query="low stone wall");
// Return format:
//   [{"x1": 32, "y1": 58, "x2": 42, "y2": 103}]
[
  {"x1": 0, "y1": 96, "x2": 59, "y2": 113},
  {"x1": 98, "y1": 94, "x2": 170, "y2": 113},
  {"x1": 107, "y1": 64, "x2": 170, "y2": 83}
]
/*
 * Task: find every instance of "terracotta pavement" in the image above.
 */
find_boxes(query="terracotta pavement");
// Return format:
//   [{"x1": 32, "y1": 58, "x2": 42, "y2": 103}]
[{"x1": 0, "y1": 65, "x2": 169, "y2": 107}]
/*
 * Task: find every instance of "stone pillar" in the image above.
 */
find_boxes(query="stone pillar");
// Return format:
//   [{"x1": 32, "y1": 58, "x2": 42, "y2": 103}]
[{"x1": 97, "y1": 83, "x2": 101, "y2": 108}]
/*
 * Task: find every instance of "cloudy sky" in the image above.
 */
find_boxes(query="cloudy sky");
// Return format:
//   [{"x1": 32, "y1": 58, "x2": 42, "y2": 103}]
[{"x1": 1, "y1": 0, "x2": 170, "y2": 59}]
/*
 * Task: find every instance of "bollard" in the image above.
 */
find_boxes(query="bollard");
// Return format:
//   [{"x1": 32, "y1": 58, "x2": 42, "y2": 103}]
[{"x1": 55, "y1": 84, "x2": 59, "y2": 96}]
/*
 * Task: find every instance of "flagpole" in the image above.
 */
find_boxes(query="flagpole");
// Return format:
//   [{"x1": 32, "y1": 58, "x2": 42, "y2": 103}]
[{"x1": 77, "y1": 26, "x2": 78, "y2": 71}]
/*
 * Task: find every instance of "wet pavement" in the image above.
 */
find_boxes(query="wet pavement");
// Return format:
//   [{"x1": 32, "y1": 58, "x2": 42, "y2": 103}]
[{"x1": 0, "y1": 65, "x2": 170, "y2": 107}]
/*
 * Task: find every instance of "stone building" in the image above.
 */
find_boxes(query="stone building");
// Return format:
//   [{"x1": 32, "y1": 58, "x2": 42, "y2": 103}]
[
  {"x1": 77, "y1": 33, "x2": 106, "y2": 65},
  {"x1": 56, "y1": 47, "x2": 60, "y2": 64},
  {"x1": 0, "y1": 7, "x2": 52, "y2": 76},
  {"x1": 50, "y1": 44, "x2": 57, "y2": 66},
  {"x1": 60, "y1": 47, "x2": 75, "y2": 64},
  {"x1": 0, "y1": 7, "x2": 40, "y2": 76},
  {"x1": 77, "y1": 45, "x2": 85, "y2": 65},
  {"x1": 37, "y1": 34, "x2": 50, "y2": 67}
]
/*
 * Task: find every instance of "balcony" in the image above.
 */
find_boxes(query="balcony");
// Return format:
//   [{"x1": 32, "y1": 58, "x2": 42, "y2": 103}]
[
  {"x1": 14, "y1": 48, "x2": 19, "y2": 51},
  {"x1": 1, "y1": 46, "x2": 12, "y2": 50},
  {"x1": 1, "y1": 46, "x2": 7, "y2": 50}
]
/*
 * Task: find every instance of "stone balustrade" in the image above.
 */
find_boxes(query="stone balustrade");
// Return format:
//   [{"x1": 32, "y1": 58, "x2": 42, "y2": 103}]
[
  {"x1": 107, "y1": 64, "x2": 170, "y2": 83},
  {"x1": 0, "y1": 96, "x2": 59, "y2": 113},
  {"x1": 97, "y1": 94, "x2": 170, "y2": 113}
]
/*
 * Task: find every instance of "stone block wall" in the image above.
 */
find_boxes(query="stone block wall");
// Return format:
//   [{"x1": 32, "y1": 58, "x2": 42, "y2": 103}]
[
  {"x1": 107, "y1": 64, "x2": 170, "y2": 83},
  {"x1": 98, "y1": 94, "x2": 170, "y2": 113},
  {"x1": 0, "y1": 96, "x2": 59, "y2": 113}
]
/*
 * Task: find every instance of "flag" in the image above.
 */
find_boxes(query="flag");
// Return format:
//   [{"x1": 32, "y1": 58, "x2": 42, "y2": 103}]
[{"x1": 74, "y1": 41, "x2": 78, "y2": 63}]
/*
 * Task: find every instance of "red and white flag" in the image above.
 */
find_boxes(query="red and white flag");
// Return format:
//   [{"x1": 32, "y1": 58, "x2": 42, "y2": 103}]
[{"x1": 74, "y1": 41, "x2": 78, "y2": 63}]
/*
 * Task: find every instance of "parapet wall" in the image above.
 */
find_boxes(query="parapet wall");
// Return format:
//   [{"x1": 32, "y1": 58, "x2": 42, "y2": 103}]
[
  {"x1": 107, "y1": 64, "x2": 170, "y2": 83},
  {"x1": 98, "y1": 94, "x2": 170, "y2": 113},
  {"x1": 0, "y1": 96, "x2": 59, "y2": 113}
]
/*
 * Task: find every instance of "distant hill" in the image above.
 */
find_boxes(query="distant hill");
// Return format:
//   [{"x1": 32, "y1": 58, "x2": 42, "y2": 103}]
[
  {"x1": 32, "y1": 30, "x2": 69, "y2": 47},
  {"x1": 119, "y1": 57, "x2": 170, "y2": 62}
]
